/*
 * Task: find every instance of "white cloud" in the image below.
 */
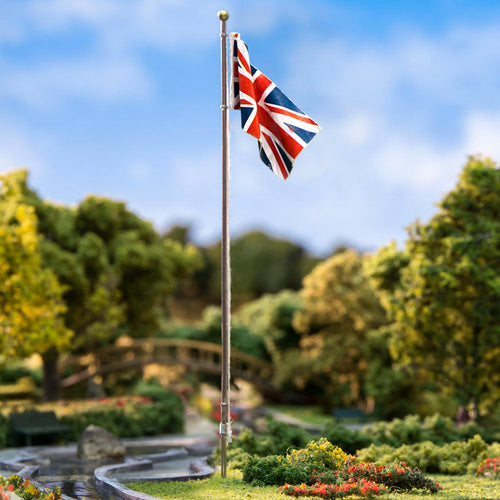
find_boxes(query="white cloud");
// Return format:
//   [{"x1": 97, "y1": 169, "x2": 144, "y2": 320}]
[
  {"x1": 24, "y1": 0, "x2": 298, "y2": 50},
  {"x1": 0, "y1": 127, "x2": 46, "y2": 176},
  {"x1": 286, "y1": 20, "x2": 500, "y2": 185},
  {"x1": 1, "y1": 54, "x2": 152, "y2": 108},
  {"x1": 462, "y1": 112, "x2": 500, "y2": 162},
  {"x1": 28, "y1": 0, "x2": 119, "y2": 30},
  {"x1": 220, "y1": 20, "x2": 500, "y2": 252},
  {"x1": 2, "y1": 3, "x2": 500, "y2": 254},
  {"x1": 1, "y1": 1, "x2": 306, "y2": 107}
]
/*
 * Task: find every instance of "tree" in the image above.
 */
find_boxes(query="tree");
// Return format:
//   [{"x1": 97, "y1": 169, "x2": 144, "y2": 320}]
[
  {"x1": 236, "y1": 290, "x2": 302, "y2": 360},
  {"x1": 282, "y1": 249, "x2": 386, "y2": 408},
  {"x1": 368, "y1": 156, "x2": 500, "y2": 418},
  {"x1": 0, "y1": 170, "x2": 201, "y2": 399},
  {"x1": 191, "y1": 230, "x2": 319, "y2": 306},
  {"x1": 0, "y1": 200, "x2": 72, "y2": 398}
]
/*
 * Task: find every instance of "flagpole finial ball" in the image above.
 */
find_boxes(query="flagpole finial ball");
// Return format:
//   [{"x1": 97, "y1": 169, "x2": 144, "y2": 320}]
[{"x1": 218, "y1": 10, "x2": 229, "y2": 20}]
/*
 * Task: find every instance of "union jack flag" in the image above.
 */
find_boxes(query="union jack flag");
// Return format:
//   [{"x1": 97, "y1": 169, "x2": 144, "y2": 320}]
[{"x1": 230, "y1": 32, "x2": 321, "y2": 180}]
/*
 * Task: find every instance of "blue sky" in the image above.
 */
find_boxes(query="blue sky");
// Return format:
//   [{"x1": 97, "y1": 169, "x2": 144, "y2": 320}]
[{"x1": 2, "y1": 1, "x2": 500, "y2": 255}]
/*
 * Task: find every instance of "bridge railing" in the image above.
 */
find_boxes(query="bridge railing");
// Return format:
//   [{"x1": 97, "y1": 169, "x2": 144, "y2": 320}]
[{"x1": 59, "y1": 337, "x2": 274, "y2": 390}]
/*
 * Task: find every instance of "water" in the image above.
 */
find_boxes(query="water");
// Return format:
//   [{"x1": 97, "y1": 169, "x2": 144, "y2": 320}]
[
  {"x1": 27, "y1": 453, "x2": 116, "y2": 500},
  {"x1": 27, "y1": 445, "x2": 174, "y2": 500}
]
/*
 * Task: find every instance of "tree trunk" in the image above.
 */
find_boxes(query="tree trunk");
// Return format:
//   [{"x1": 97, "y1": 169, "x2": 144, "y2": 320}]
[{"x1": 42, "y1": 349, "x2": 60, "y2": 402}]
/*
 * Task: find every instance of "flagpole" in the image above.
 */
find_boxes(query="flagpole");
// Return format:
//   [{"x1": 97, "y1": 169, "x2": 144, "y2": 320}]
[{"x1": 218, "y1": 9, "x2": 231, "y2": 479}]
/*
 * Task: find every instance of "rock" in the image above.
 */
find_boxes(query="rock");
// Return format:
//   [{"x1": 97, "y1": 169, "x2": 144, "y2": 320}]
[{"x1": 77, "y1": 425, "x2": 126, "y2": 460}]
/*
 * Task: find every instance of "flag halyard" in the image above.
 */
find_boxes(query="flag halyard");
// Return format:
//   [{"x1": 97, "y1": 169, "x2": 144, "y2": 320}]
[{"x1": 230, "y1": 32, "x2": 321, "y2": 180}]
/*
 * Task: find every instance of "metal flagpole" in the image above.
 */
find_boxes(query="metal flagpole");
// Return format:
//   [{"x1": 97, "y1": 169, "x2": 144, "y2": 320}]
[{"x1": 217, "y1": 9, "x2": 231, "y2": 479}]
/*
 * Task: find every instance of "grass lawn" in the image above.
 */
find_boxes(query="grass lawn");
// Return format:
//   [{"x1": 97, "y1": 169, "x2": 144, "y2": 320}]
[{"x1": 126, "y1": 471, "x2": 500, "y2": 499}]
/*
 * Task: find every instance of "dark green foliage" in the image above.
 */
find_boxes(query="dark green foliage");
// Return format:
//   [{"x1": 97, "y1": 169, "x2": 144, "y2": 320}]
[
  {"x1": 213, "y1": 416, "x2": 312, "y2": 469},
  {"x1": 0, "y1": 170, "x2": 201, "y2": 400},
  {"x1": 228, "y1": 414, "x2": 496, "y2": 471},
  {"x1": 242, "y1": 455, "x2": 311, "y2": 486},
  {"x1": 363, "y1": 328, "x2": 419, "y2": 420},
  {"x1": 190, "y1": 230, "x2": 319, "y2": 305},
  {"x1": 458, "y1": 421, "x2": 496, "y2": 442},
  {"x1": 324, "y1": 414, "x2": 495, "y2": 455},
  {"x1": 242, "y1": 446, "x2": 441, "y2": 494},
  {"x1": 367, "y1": 156, "x2": 500, "y2": 416},
  {"x1": 322, "y1": 423, "x2": 372, "y2": 454},
  {"x1": 242, "y1": 416, "x2": 312, "y2": 456},
  {"x1": 59, "y1": 396, "x2": 184, "y2": 441},
  {"x1": 200, "y1": 307, "x2": 269, "y2": 359},
  {"x1": 132, "y1": 378, "x2": 182, "y2": 404},
  {"x1": 163, "y1": 225, "x2": 190, "y2": 245},
  {"x1": 0, "y1": 413, "x2": 12, "y2": 448},
  {"x1": 160, "y1": 307, "x2": 269, "y2": 361},
  {"x1": 0, "y1": 363, "x2": 42, "y2": 386},
  {"x1": 236, "y1": 291, "x2": 303, "y2": 365}
]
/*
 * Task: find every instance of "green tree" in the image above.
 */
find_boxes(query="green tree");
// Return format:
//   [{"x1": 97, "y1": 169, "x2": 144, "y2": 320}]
[
  {"x1": 283, "y1": 249, "x2": 386, "y2": 408},
  {"x1": 368, "y1": 156, "x2": 500, "y2": 418},
  {"x1": 236, "y1": 290, "x2": 302, "y2": 359},
  {"x1": 191, "y1": 230, "x2": 319, "y2": 306},
  {"x1": 0, "y1": 170, "x2": 201, "y2": 400}
]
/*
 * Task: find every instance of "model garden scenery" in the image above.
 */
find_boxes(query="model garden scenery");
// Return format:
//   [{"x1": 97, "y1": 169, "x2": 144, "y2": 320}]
[{"x1": 0, "y1": 155, "x2": 499, "y2": 499}]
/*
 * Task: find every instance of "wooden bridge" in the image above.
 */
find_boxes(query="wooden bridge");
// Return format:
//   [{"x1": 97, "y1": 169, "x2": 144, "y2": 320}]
[{"x1": 58, "y1": 338, "x2": 281, "y2": 398}]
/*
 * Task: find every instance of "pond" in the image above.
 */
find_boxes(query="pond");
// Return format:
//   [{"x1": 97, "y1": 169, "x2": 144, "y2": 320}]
[{"x1": 24, "y1": 444, "x2": 175, "y2": 500}]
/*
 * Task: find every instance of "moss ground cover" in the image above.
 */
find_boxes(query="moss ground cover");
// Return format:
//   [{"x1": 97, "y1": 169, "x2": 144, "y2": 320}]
[{"x1": 127, "y1": 472, "x2": 500, "y2": 500}]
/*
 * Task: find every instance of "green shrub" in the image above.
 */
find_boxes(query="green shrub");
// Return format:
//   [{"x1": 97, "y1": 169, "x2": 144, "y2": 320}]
[
  {"x1": 135, "y1": 398, "x2": 184, "y2": 436},
  {"x1": 242, "y1": 455, "x2": 311, "y2": 486},
  {"x1": 160, "y1": 310, "x2": 269, "y2": 360},
  {"x1": 356, "y1": 434, "x2": 500, "y2": 475},
  {"x1": 59, "y1": 395, "x2": 184, "y2": 441},
  {"x1": 323, "y1": 422, "x2": 372, "y2": 454},
  {"x1": 228, "y1": 416, "x2": 311, "y2": 458},
  {"x1": 242, "y1": 443, "x2": 441, "y2": 494},
  {"x1": 286, "y1": 438, "x2": 350, "y2": 470},
  {"x1": 213, "y1": 416, "x2": 312, "y2": 470},
  {"x1": 358, "y1": 414, "x2": 494, "y2": 448},
  {"x1": 132, "y1": 378, "x2": 182, "y2": 403},
  {"x1": 242, "y1": 438, "x2": 350, "y2": 487},
  {"x1": 0, "y1": 363, "x2": 36, "y2": 384},
  {"x1": 421, "y1": 414, "x2": 459, "y2": 445}
]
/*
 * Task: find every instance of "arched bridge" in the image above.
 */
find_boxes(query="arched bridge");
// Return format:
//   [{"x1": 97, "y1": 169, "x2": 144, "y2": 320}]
[{"x1": 58, "y1": 338, "x2": 279, "y2": 397}]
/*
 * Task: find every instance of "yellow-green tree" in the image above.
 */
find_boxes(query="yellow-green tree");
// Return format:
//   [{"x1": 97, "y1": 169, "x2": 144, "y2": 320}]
[
  {"x1": 0, "y1": 202, "x2": 72, "y2": 396},
  {"x1": 284, "y1": 249, "x2": 386, "y2": 408},
  {"x1": 368, "y1": 156, "x2": 500, "y2": 418}
]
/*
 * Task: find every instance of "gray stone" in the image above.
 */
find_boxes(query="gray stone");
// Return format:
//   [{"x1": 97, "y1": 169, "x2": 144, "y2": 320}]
[{"x1": 77, "y1": 425, "x2": 126, "y2": 460}]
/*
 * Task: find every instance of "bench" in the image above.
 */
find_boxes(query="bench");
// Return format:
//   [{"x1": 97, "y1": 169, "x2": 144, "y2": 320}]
[
  {"x1": 9, "y1": 411, "x2": 70, "y2": 446},
  {"x1": 331, "y1": 407, "x2": 367, "y2": 422}
]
